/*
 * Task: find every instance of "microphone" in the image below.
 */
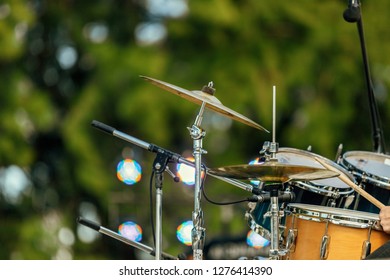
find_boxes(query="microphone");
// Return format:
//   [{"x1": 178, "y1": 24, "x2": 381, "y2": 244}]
[
  {"x1": 343, "y1": 0, "x2": 361, "y2": 23},
  {"x1": 248, "y1": 191, "x2": 295, "y2": 203},
  {"x1": 91, "y1": 120, "x2": 196, "y2": 167}
]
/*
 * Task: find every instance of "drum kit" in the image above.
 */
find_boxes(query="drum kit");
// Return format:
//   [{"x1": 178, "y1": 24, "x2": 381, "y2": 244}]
[
  {"x1": 78, "y1": 0, "x2": 390, "y2": 262},
  {"x1": 79, "y1": 73, "x2": 390, "y2": 261}
]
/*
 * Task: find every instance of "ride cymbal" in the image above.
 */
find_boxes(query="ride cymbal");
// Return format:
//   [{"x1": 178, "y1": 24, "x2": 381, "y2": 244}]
[
  {"x1": 207, "y1": 161, "x2": 339, "y2": 183},
  {"x1": 140, "y1": 75, "x2": 269, "y2": 132}
]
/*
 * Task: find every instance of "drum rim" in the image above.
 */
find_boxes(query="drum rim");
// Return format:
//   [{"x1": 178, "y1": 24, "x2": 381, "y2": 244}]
[
  {"x1": 286, "y1": 203, "x2": 381, "y2": 230},
  {"x1": 342, "y1": 150, "x2": 390, "y2": 189}
]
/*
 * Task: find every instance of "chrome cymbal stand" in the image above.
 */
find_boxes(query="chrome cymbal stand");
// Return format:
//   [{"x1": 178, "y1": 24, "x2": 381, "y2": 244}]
[
  {"x1": 189, "y1": 102, "x2": 207, "y2": 260},
  {"x1": 260, "y1": 139, "x2": 287, "y2": 259},
  {"x1": 189, "y1": 83, "x2": 215, "y2": 260},
  {"x1": 263, "y1": 183, "x2": 287, "y2": 260},
  {"x1": 262, "y1": 86, "x2": 287, "y2": 260}
]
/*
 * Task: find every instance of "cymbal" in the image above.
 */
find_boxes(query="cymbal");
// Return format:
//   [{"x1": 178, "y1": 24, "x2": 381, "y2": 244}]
[
  {"x1": 207, "y1": 161, "x2": 339, "y2": 183},
  {"x1": 140, "y1": 75, "x2": 269, "y2": 132}
]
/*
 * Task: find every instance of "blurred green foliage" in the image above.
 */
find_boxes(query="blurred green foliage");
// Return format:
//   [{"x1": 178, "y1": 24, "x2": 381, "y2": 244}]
[{"x1": 0, "y1": 0, "x2": 389, "y2": 260}]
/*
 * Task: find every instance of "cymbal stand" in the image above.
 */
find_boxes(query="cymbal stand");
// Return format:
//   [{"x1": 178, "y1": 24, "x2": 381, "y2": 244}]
[
  {"x1": 261, "y1": 86, "x2": 287, "y2": 259},
  {"x1": 259, "y1": 86, "x2": 279, "y2": 162},
  {"x1": 263, "y1": 183, "x2": 287, "y2": 260},
  {"x1": 188, "y1": 98, "x2": 208, "y2": 260},
  {"x1": 269, "y1": 85, "x2": 279, "y2": 161}
]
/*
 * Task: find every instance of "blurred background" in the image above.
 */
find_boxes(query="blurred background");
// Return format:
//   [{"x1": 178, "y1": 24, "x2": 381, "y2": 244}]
[{"x1": 1, "y1": 0, "x2": 390, "y2": 260}]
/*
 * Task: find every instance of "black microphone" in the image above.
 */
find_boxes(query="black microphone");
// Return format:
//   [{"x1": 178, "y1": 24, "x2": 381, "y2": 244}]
[
  {"x1": 343, "y1": 0, "x2": 361, "y2": 23},
  {"x1": 248, "y1": 191, "x2": 295, "y2": 203}
]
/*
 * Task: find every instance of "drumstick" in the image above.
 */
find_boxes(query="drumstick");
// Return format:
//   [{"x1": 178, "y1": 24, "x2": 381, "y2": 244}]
[{"x1": 314, "y1": 157, "x2": 386, "y2": 210}]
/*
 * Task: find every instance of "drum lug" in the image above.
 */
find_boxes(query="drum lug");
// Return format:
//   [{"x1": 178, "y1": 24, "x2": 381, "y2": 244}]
[
  {"x1": 285, "y1": 229, "x2": 297, "y2": 253},
  {"x1": 320, "y1": 235, "x2": 330, "y2": 260},
  {"x1": 361, "y1": 240, "x2": 371, "y2": 259}
]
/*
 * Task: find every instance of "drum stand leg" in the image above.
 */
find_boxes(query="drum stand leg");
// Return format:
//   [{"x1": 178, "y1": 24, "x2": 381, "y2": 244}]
[
  {"x1": 352, "y1": 182, "x2": 366, "y2": 210},
  {"x1": 267, "y1": 183, "x2": 287, "y2": 260}
]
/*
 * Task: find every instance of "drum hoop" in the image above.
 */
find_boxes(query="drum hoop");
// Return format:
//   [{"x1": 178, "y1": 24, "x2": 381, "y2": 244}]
[
  {"x1": 286, "y1": 203, "x2": 381, "y2": 230},
  {"x1": 342, "y1": 151, "x2": 390, "y2": 189},
  {"x1": 245, "y1": 206, "x2": 271, "y2": 240},
  {"x1": 278, "y1": 148, "x2": 354, "y2": 194},
  {"x1": 290, "y1": 181, "x2": 354, "y2": 197}
]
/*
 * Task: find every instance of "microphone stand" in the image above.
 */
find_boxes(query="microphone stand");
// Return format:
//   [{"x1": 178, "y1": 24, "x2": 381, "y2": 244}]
[
  {"x1": 91, "y1": 120, "x2": 194, "y2": 260},
  {"x1": 344, "y1": 0, "x2": 386, "y2": 153},
  {"x1": 77, "y1": 217, "x2": 179, "y2": 260},
  {"x1": 91, "y1": 119, "x2": 268, "y2": 260},
  {"x1": 152, "y1": 152, "x2": 168, "y2": 260}
]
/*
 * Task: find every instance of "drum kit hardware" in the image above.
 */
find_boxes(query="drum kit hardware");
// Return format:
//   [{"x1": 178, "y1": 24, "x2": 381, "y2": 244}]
[
  {"x1": 80, "y1": 2, "x2": 390, "y2": 259},
  {"x1": 82, "y1": 72, "x2": 390, "y2": 260},
  {"x1": 140, "y1": 76, "x2": 269, "y2": 132},
  {"x1": 82, "y1": 69, "x2": 390, "y2": 261},
  {"x1": 74, "y1": 0, "x2": 390, "y2": 261},
  {"x1": 207, "y1": 162, "x2": 339, "y2": 183}
]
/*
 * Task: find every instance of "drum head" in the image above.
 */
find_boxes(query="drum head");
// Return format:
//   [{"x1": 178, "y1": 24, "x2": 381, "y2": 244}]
[{"x1": 342, "y1": 151, "x2": 390, "y2": 189}]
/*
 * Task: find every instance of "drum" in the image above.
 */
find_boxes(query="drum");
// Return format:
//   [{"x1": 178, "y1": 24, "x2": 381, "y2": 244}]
[
  {"x1": 284, "y1": 203, "x2": 390, "y2": 260},
  {"x1": 246, "y1": 148, "x2": 355, "y2": 241},
  {"x1": 277, "y1": 148, "x2": 355, "y2": 206},
  {"x1": 341, "y1": 151, "x2": 390, "y2": 213}
]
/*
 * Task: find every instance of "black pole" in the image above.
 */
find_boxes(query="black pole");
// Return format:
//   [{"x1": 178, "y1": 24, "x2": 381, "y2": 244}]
[{"x1": 343, "y1": 0, "x2": 386, "y2": 153}]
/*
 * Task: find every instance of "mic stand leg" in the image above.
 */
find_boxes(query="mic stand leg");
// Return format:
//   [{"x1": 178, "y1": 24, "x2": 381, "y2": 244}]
[
  {"x1": 154, "y1": 172, "x2": 163, "y2": 260},
  {"x1": 152, "y1": 152, "x2": 170, "y2": 260},
  {"x1": 77, "y1": 217, "x2": 179, "y2": 260}
]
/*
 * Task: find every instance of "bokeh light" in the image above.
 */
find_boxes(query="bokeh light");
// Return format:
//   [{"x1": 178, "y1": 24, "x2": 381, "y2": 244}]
[
  {"x1": 246, "y1": 230, "x2": 270, "y2": 248},
  {"x1": 117, "y1": 159, "x2": 142, "y2": 185},
  {"x1": 56, "y1": 45, "x2": 78, "y2": 69},
  {"x1": 135, "y1": 22, "x2": 167, "y2": 46},
  {"x1": 176, "y1": 157, "x2": 204, "y2": 186},
  {"x1": 0, "y1": 165, "x2": 31, "y2": 205},
  {"x1": 248, "y1": 157, "x2": 263, "y2": 186},
  {"x1": 176, "y1": 220, "x2": 193, "y2": 246},
  {"x1": 146, "y1": 0, "x2": 189, "y2": 18},
  {"x1": 118, "y1": 221, "x2": 142, "y2": 242},
  {"x1": 77, "y1": 202, "x2": 100, "y2": 244}
]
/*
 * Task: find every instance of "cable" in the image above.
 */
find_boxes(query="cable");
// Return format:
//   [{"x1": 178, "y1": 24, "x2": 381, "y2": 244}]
[{"x1": 201, "y1": 169, "x2": 252, "y2": 206}]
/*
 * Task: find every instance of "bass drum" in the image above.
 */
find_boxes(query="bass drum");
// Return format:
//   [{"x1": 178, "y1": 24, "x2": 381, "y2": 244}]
[{"x1": 341, "y1": 151, "x2": 390, "y2": 213}]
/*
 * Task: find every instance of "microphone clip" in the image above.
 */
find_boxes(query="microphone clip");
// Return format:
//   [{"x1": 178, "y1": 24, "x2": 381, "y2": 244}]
[{"x1": 343, "y1": 0, "x2": 361, "y2": 23}]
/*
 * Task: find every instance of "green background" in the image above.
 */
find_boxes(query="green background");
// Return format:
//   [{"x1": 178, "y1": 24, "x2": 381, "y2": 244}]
[{"x1": 1, "y1": 0, "x2": 389, "y2": 260}]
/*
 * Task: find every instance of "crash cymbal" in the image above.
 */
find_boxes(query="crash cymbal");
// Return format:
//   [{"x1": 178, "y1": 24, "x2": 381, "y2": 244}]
[
  {"x1": 207, "y1": 161, "x2": 339, "y2": 183},
  {"x1": 140, "y1": 75, "x2": 269, "y2": 132}
]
